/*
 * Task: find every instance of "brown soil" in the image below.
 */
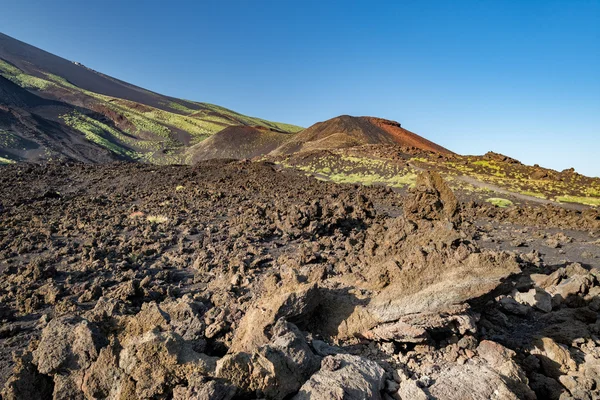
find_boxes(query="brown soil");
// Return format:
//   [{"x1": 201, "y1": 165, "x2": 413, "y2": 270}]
[{"x1": 365, "y1": 117, "x2": 452, "y2": 154}]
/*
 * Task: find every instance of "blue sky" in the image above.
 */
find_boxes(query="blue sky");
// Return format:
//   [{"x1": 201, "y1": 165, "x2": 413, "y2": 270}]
[{"x1": 1, "y1": 0, "x2": 599, "y2": 176}]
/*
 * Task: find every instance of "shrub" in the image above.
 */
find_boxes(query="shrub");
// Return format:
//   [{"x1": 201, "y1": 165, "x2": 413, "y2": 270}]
[
  {"x1": 486, "y1": 198, "x2": 514, "y2": 208},
  {"x1": 146, "y1": 215, "x2": 169, "y2": 224}
]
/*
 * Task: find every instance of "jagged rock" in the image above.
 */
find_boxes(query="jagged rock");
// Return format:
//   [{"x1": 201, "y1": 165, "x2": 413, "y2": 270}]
[
  {"x1": 172, "y1": 374, "x2": 236, "y2": 400},
  {"x1": 312, "y1": 339, "x2": 344, "y2": 356},
  {"x1": 396, "y1": 379, "x2": 428, "y2": 400},
  {"x1": 350, "y1": 250, "x2": 518, "y2": 342},
  {"x1": 582, "y1": 353, "x2": 600, "y2": 388},
  {"x1": 367, "y1": 251, "x2": 520, "y2": 322},
  {"x1": 363, "y1": 307, "x2": 478, "y2": 343},
  {"x1": 119, "y1": 330, "x2": 218, "y2": 398},
  {"x1": 30, "y1": 316, "x2": 106, "y2": 400},
  {"x1": 85, "y1": 296, "x2": 122, "y2": 322},
  {"x1": 216, "y1": 320, "x2": 319, "y2": 399},
  {"x1": 404, "y1": 171, "x2": 459, "y2": 222},
  {"x1": 1, "y1": 353, "x2": 54, "y2": 400},
  {"x1": 363, "y1": 320, "x2": 429, "y2": 343},
  {"x1": 477, "y1": 340, "x2": 536, "y2": 399},
  {"x1": 548, "y1": 274, "x2": 594, "y2": 307},
  {"x1": 161, "y1": 296, "x2": 207, "y2": 351},
  {"x1": 82, "y1": 345, "x2": 123, "y2": 399},
  {"x1": 230, "y1": 280, "x2": 319, "y2": 352},
  {"x1": 53, "y1": 373, "x2": 85, "y2": 400},
  {"x1": 33, "y1": 316, "x2": 105, "y2": 374},
  {"x1": 293, "y1": 354, "x2": 385, "y2": 400},
  {"x1": 535, "y1": 264, "x2": 596, "y2": 308},
  {"x1": 559, "y1": 374, "x2": 596, "y2": 399},
  {"x1": 122, "y1": 301, "x2": 170, "y2": 339},
  {"x1": 497, "y1": 295, "x2": 531, "y2": 316}
]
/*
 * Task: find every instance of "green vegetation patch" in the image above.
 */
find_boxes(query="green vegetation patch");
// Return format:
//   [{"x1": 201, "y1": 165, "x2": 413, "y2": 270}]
[
  {"x1": 585, "y1": 186, "x2": 600, "y2": 197},
  {"x1": 326, "y1": 171, "x2": 417, "y2": 187},
  {"x1": 196, "y1": 102, "x2": 303, "y2": 133},
  {"x1": 0, "y1": 156, "x2": 15, "y2": 164},
  {"x1": 283, "y1": 153, "x2": 418, "y2": 188},
  {"x1": 519, "y1": 190, "x2": 547, "y2": 199},
  {"x1": 472, "y1": 160, "x2": 505, "y2": 177},
  {"x1": 43, "y1": 73, "x2": 80, "y2": 90},
  {"x1": 556, "y1": 195, "x2": 600, "y2": 207},
  {"x1": 0, "y1": 59, "x2": 55, "y2": 90},
  {"x1": 0, "y1": 130, "x2": 24, "y2": 148},
  {"x1": 147, "y1": 215, "x2": 169, "y2": 224},
  {"x1": 61, "y1": 112, "x2": 137, "y2": 158},
  {"x1": 166, "y1": 101, "x2": 197, "y2": 115},
  {"x1": 486, "y1": 198, "x2": 514, "y2": 208}
]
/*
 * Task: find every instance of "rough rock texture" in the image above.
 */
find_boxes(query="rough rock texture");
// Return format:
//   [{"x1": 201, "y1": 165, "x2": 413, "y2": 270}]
[
  {"x1": 216, "y1": 319, "x2": 319, "y2": 399},
  {"x1": 0, "y1": 162, "x2": 599, "y2": 399},
  {"x1": 293, "y1": 354, "x2": 385, "y2": 400},
  {"x1": 404, "y1": 170, "x2": 459, "y2": 222},
  {"x1": 427, "y1": 363, "x2": 521, "y2": 400},
  {"x1": 33, "y1": 316, "x2": 104, "y2": 375},
  {"x1": 230, "y1": 281, "x2": 319, "y2": 353}
]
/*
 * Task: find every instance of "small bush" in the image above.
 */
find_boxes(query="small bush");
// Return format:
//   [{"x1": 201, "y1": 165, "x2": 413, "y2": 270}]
[
  {"x1": 146, "y1": 215, "x2": 169, "y2": 224},
  {"x1": 486, "y1": 198, "x2": 513, "y2": 208}
]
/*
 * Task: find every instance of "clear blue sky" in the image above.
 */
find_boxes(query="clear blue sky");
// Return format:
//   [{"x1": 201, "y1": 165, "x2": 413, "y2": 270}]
[{"x1": 1, "y1": 0, "x2": 599, "y2": 176}]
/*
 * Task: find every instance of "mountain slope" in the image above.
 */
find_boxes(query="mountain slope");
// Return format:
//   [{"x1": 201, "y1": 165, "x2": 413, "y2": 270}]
[
  {"x1": 271, "y1": 115, "x2": 452, "y2": 155},
  {"x1": 187, "y1": 125, "x2": 294, "y2": 162},
  {"x1": 0, "y1": 32, "x2": 302, "y2": 164},
  {"x1": 0, "y1": 76, "x2": 124, "y2": 163}
]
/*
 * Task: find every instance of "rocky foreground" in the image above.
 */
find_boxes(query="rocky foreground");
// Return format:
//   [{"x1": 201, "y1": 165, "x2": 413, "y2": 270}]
[{"x1": 0, "y1": 160, "x2": 599, "y2": 400}]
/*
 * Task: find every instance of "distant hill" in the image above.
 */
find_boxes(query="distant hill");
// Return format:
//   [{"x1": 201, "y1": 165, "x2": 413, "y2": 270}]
[
  {"x1": 271, "y1": 115, "x2": 452, "y2": 155},
  {"x1": 0, "y1": 32, "x2": 302, "y2": 164}
]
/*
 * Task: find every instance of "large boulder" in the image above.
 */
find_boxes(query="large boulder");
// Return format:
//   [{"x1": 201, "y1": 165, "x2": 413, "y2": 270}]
[
  {"x1": 476, "y1": 340, "x2": 535, "y2": 399},
  {"x1": 216, "y1": 320, "x2": 319, "y2": 399},
  {"x1": 81, "y1": 345, "x2": 123, "y2": 400},
  {"x1": 230, "y1": 279, "x2": 320, "y2": 353},
  {"x1": 33, "y1": 316, "x2": 105, "y2": 375},
  {"x1": 31, "y1": 316, "x2": 106, "y2": 400},
  {"x1": 403, "y1": 171, "x2": 459, "y2": 222},
  {"x1": 347, "y1": 249, "x2": 520, "y2": 342}
]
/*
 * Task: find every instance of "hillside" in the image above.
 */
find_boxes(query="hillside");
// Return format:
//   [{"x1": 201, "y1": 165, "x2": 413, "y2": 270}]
[
  {"x1": 2, "y1": 32, "x2": 598, "y2": 208},
  {"x1": 187, "y1": 125, "x2": 294, "y2": 162},
  {"x1": 0, "y1": 76, "x2": 122, "y2": 163},
  {"x1": 271, "y1": 144, "x2": 600, "y2": 208},
  {"x1": 0, "y1": 32, "x2": 302, "y2": 164},
  {"x1": 271, "y1": 115, "x2": 453, "y2": 155}
]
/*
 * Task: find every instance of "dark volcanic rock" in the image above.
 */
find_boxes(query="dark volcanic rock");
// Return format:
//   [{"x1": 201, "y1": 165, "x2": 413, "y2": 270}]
[{"x1": 0, "y1": 161, "x2": 599, "y2": 399}]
